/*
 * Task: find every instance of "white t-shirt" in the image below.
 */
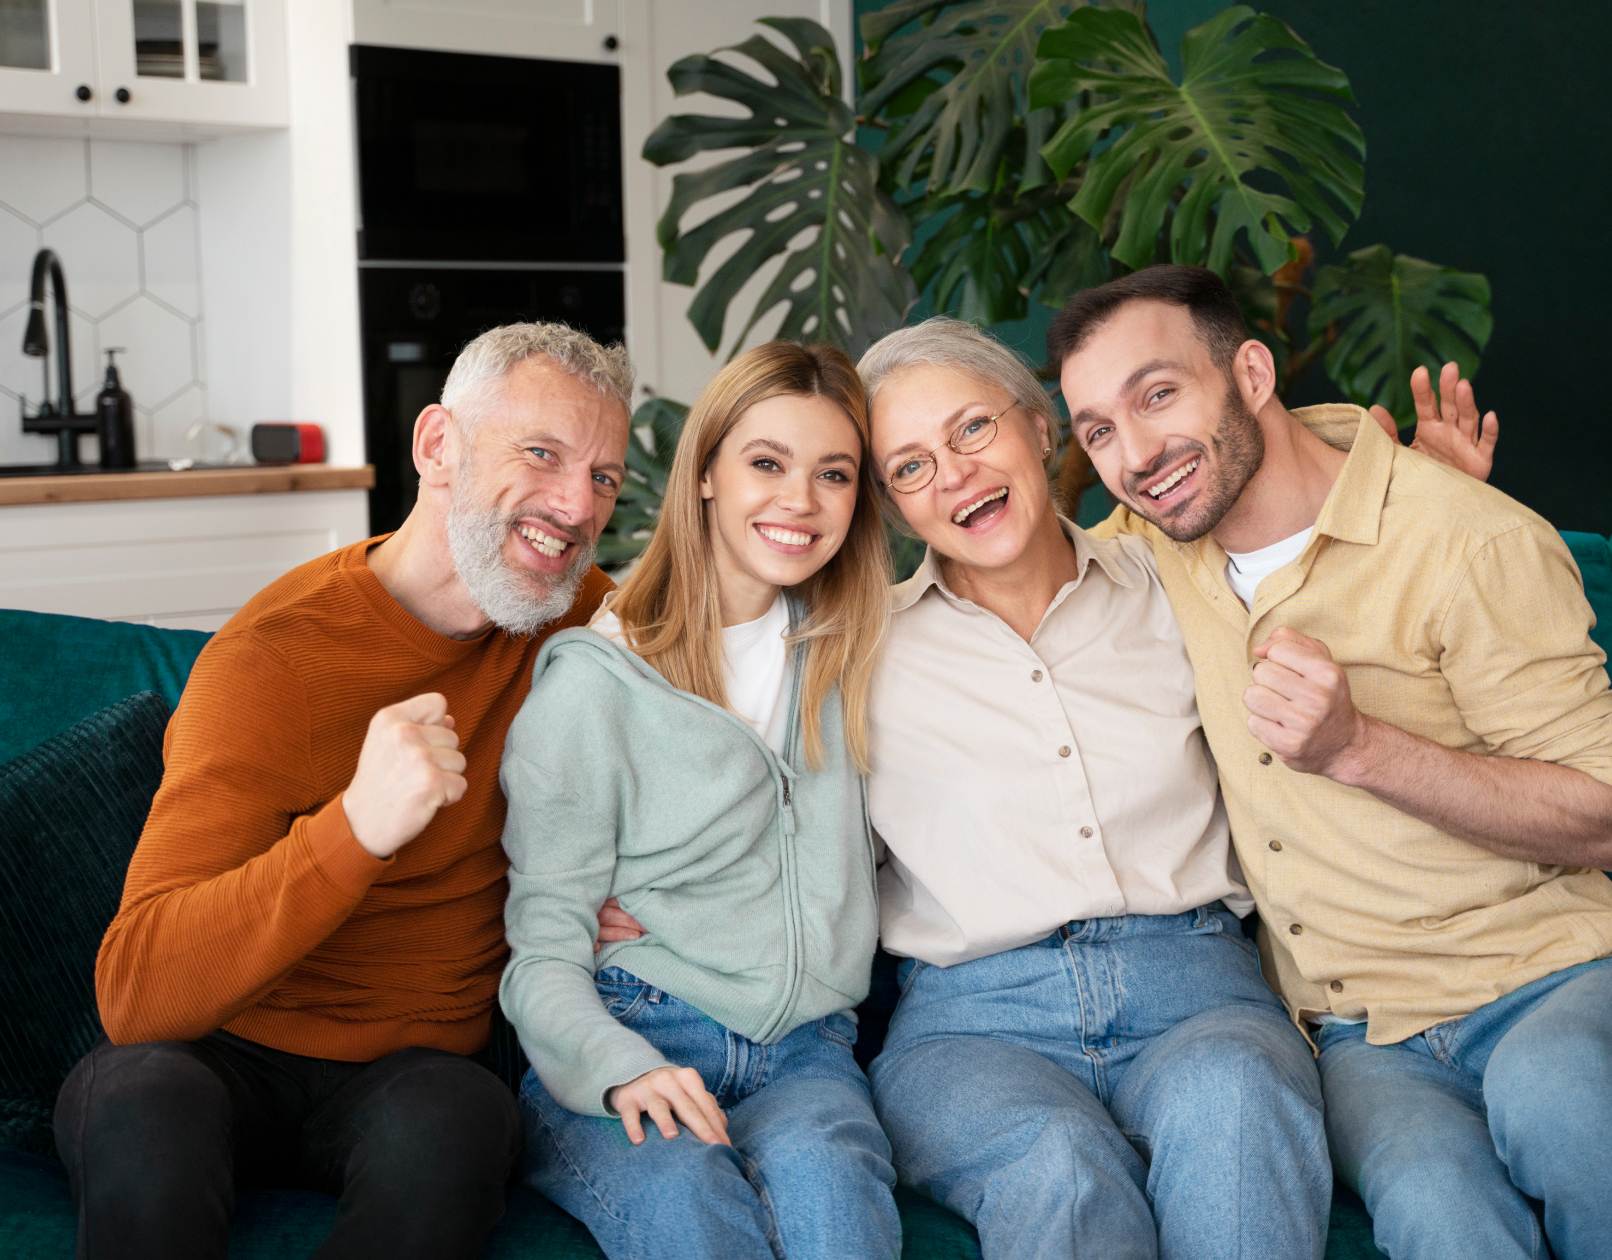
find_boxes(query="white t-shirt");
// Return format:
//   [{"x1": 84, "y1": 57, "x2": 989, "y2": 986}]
[
  {"x1": 592, "y1": 592, "x2": 791, "y2": 754},
  {"x1": 1225, "y1": 527, "x2": 1314, "y2": 608}
]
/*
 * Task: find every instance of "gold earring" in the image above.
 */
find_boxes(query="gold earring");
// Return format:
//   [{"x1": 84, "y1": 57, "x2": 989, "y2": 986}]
[{"x1": 1042, "y1": 445, "x2": 1052, "y2": 458}]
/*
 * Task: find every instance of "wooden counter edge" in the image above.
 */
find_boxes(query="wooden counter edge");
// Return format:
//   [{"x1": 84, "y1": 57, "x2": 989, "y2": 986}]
[{"x1": 0, "y1": 464, "x2": 375, "y2": 506}]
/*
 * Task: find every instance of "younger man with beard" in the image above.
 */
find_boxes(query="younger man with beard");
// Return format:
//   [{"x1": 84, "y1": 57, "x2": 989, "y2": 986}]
[
  {"x1": 54, "y1": 323, "x2": 632, "y2": 1260},
  {"x1": 1056, "y1": 266, "x2": 1612, "y2": 1260}
]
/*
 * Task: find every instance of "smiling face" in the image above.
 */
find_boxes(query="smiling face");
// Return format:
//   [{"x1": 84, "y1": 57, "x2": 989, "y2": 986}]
[
  {"x1": 444, "y1": 356, "x2": 629, "y2": 633},
  {"x1": 870, "y1": 362, "x2": 1054, "y2": 573},
  {"x1": 1059, "y1": 300, "x2": 1264, "y2": 543},
  {"x1": 698, "y1": 392, "x2": 862, "y2": 620}
]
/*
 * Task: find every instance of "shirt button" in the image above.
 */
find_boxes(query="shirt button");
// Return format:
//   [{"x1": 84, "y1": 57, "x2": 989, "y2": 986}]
[
  {"x1": 1031, "y1": 669, "x2": 1044, "y2": 682},
  {"x1": 1330, "y1": 980, "x2": 1344, "y2": 993},
  {"x1": 1058, "y1": 745, "x2": 1071, "y2": 758},
  {"x1": 1079, "y1": 826, "x2": 1094, "y2": 838},
  {"x1": 1289, "y1": 923, "x2": 1304, "y2": 936},
  {"x1": 1259, "y1": 752, "x2": 1274, "y2": 766},
  {"x1": 1268, "y1": 839, "x2": 1283, "y2": 852}
]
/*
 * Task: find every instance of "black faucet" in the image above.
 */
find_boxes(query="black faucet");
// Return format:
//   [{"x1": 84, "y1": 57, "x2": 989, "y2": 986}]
[{"x1": 21, "y1": 248, "x2": 96, "y2": 469}]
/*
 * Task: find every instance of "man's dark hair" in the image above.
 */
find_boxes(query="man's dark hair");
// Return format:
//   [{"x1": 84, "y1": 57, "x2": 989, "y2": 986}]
[{"x1": 1046, "y1": 265, "x2": 1250, "y2": 375}]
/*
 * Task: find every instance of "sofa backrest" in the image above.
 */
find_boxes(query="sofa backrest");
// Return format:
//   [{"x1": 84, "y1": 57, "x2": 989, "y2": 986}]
[
  {"x1": 0, "y1": 611, "x2": 209, "y2": 766},
  {"x1": 1563, "y1": 531, "x2": 1612, "y2": 660}
]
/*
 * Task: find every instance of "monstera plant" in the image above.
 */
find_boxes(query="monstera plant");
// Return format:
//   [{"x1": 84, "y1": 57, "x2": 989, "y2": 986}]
[{"x1": 600, "y1": 1, "x2": 1494, "y2": 564}]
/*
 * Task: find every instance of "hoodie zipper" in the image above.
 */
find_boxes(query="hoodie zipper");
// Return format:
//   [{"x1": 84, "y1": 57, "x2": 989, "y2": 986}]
[{"x1": 768, "y1": 631, "x2": 808, "y2": 1041}]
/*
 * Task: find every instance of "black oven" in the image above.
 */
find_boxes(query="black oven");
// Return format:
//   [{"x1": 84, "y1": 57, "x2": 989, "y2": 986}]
[
  {"x1": 352, "y1": 43, "x2": 628, "y2": 534},
  {"x1": 360, "y1": 266, "x2": 626, "y2": 534},
  {"x1": 352, "y1": 44, "x2": 624, "y2": 263}
]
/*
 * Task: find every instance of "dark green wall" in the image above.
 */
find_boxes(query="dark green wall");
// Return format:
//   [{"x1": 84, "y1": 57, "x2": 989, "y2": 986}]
[{"x1": 853, "y1": 1, "x2": 1612, "y2": 533}]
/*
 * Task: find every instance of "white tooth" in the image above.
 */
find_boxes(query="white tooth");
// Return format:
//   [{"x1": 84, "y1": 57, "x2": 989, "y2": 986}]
[
  {"x1": 954, "y1": 487, "x2": 1007, "y2": 523},
  {"x1": 1148, "y1": 460, "x2": 1199, "y2": 498}
]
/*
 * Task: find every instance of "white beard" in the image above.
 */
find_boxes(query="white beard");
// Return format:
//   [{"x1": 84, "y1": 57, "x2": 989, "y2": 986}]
[{"x1": 446, "y1": 471, "x2": 594, "y2": 636}]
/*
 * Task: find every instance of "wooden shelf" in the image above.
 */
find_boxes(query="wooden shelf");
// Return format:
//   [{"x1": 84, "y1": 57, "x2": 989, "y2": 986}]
[{"x1": 0, "y1": 464, "x2": 374, "y2": 507}]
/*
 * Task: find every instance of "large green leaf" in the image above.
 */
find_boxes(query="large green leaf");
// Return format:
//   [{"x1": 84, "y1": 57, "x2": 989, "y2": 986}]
[
  {"x1": 1031, "y1": 5, "x2": 1364, "y2": 273},
  {"x1": 643, "y1": 18, "x2": 915, "y2": 359},
  {"x1": 596, "y1": 397, "x2": 689, "y2": 572},
  {"x1": 860, "y1": 0, "x2": 1087, "y2": 196},
  {"x1": 1020, "y1": 192, "x2": 1114, "y2": 311},
  {"x1": 907, "y1": 184, "x2": 1110, "y2": 323},
  {"x1": 908, "y1": 193, "x2": 1030, "y2": 323},
  {"x1": 1309, "y1": 245, "x2": 1493, "y2": 427}
]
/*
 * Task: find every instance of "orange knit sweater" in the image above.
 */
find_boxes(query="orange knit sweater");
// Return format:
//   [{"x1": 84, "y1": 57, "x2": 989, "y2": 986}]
[{"x1": 95, "y1": 537, "x2": 611, "y2": 1061}]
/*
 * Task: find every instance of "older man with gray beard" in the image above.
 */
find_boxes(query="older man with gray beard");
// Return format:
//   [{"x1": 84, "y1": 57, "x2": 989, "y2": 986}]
[{"x1": 54, "y1": 323, "x2": 632, "y2": 1260}]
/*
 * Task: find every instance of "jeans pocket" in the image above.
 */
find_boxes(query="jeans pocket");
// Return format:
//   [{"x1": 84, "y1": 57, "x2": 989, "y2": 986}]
[
  {"x1": 594, "y1": 967, "x2": 652, "y2": 1022},
  {"x1": 818, "y1": 1010, "x2": 859, "y2": 1050}
]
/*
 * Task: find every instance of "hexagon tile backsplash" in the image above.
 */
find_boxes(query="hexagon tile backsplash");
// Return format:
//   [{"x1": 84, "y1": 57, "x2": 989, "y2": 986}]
[{"x1": 0, "y1": 134, "x2": 208, "y2": 468}]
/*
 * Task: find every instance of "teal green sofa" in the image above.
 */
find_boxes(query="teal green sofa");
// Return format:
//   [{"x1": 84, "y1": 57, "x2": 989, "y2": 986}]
[{"x1": 2, "y1": 531, "x2": 1608, "y2": 1258}]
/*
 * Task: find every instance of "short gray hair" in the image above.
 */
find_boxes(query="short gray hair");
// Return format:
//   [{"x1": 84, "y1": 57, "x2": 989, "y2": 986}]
[
  {"x1": 441, "y1": 322, "x2": 634, "y2": 424},
  {"x1": 858, "y1": 316, "x2": 1060, "y2": 463}
]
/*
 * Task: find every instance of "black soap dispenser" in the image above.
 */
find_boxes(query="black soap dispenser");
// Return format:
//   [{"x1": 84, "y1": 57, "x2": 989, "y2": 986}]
[{"x1": 96, "y1": 347, "x2": 136, "y2": 470}]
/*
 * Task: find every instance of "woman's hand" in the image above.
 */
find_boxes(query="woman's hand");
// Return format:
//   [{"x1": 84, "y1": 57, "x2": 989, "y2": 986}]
[
  {"x1": 608, "y1": 1066, "x2": 730, "y2": 1147},
  {"x1": 593, "y1": 897, "x2": 646, "y2": 953},
  {"x1": 1370, "y1": 361, "x2": 1498, "y2": 482}
]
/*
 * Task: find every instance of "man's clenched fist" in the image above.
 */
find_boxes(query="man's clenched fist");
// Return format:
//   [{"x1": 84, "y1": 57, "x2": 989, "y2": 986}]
[
  {"x1": 342, "y1": 692, "x2": 467, "y2": 858},
  {"x1": 1244, "y1": 627, "x2": 1369, "y2": 779}
]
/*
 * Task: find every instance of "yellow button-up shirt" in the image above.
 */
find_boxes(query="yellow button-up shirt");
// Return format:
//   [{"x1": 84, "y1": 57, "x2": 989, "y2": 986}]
[{"x1": 1100, "y1": 405, "x2": 1612, "y2": 1045}]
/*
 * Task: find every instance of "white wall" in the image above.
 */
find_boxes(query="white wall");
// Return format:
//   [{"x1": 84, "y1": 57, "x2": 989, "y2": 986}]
[
  {"x1": 0, "y1": 134, "x2": 209, "y2": 465},
  {"x1": 196, "y1": 0, "x2": 364, "y2": 464}
]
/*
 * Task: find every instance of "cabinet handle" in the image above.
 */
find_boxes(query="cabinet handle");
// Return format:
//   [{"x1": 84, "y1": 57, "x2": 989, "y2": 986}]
[
  {"x1": 114, "y1": 86, "x2": 131, "y2": 104},
  {"x1": 75, "y1": 83, "x2": 93, "y2": 102},
  {"x1": 602, "y1": 34, "x2": 619, "y2": 51}
]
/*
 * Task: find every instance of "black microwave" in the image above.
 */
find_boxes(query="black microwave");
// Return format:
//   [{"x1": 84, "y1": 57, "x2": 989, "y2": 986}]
[{"x1": 351, "y1": 44, "x2": 624, "y2": 263}]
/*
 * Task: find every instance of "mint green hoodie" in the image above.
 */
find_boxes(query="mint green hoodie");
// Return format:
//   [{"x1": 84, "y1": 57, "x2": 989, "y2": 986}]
[{"x1": 498, "y1": 626, "x2": 880, "y2": 1116}]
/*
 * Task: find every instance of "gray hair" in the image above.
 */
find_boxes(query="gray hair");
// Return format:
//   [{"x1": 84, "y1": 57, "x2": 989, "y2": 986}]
[
  {"x1": 441, "y1": 321, "x2": 634, "y2": 423},
  {"x1": 857, "y1": 316, "x2": 1060, "y2": 464}
]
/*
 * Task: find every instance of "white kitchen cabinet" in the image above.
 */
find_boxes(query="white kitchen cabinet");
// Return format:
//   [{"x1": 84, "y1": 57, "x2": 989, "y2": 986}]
[
  {"x1": 0, "y1": 0, "x2": 286, "y2": 134},
  {"x1": 0, "y1": 0, "x2": 100, "y2": 116},
  {"x1": 0, "y1": 485, "x2": 368, "y2": 629},
  {"x1": 352, "y1": 0, "x2": 623, "y2": 65}
]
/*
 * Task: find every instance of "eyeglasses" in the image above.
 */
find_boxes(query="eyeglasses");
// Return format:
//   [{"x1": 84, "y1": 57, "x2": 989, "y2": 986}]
[{"x1": 885, "y1": 403, "x2": 1016, "y2": 494}]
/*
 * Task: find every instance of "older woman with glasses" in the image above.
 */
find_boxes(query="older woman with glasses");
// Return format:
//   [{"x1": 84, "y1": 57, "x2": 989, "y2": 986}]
[{"x1": 855, "y1": 317, "x2": 1331, "y2": 1260}]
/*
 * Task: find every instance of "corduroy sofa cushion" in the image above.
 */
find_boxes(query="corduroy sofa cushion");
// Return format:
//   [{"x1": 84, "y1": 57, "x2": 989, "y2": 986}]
[{"x1": 0, "y1": 691, "x2": 169, "y2": 1154}]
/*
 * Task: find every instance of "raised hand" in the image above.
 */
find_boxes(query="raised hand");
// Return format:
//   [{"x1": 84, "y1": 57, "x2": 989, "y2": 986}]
[
  {"x1": 341, "y1": 692, "x2": 467, "y2": 858},
  {"x1": 1244, "y1": 628, "x2": 1367, "y2": 779},
  {"x1": 1369, "y1": 361, "x2": 1498, "y2": 482},
  {"x1": 608, "y1": 1065, "x2": 730, "y2": 1147}
]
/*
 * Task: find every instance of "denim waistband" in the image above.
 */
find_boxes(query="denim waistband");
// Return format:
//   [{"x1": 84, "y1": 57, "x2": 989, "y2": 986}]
[{"x1": 1037, "y1": 901, "x2": 1234, "y2": 946}]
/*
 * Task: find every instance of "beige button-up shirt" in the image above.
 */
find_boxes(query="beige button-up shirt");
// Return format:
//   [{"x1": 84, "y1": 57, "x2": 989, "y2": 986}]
[
  {"x1": 1101, "y1": 406, "x2": 1612, "y2": 1044},
  {"x1": 869, "y1": 520, "x2": 1249, "y2": 967}
]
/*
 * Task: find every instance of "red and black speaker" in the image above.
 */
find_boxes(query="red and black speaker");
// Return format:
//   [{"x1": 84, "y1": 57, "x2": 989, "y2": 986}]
[{"x1": 250, "y1": 423, "x2": 326, "y2": 465}]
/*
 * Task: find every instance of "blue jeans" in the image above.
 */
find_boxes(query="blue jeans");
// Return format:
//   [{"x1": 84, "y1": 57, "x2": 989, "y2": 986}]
[
  {"x1": 517, "y1": 968, "x2": 900, "y2": 1259},
  {"x1": 1318, "y1": 953, "x2": 1612, "y2": 1260},
  {"x1": 869, "y1": 905, "x2": 1330, "y2": 1260}
]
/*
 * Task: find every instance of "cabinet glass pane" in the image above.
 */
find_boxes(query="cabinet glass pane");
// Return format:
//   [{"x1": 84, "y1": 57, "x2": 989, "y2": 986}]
[
  {"x1": 133, "y1": 0, "x2": 186, "y2": 78},
  {"x1": 196, "y1": 1, "x2": 247, "y2": 83},
  {"x1": 0, "y1": 0, "x2": 49, "y2": 71}
]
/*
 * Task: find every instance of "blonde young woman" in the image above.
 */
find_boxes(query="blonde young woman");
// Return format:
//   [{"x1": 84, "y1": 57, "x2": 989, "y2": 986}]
[{"x1": 497, "y1": 341, "x2": 899, "y2": 1259}]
